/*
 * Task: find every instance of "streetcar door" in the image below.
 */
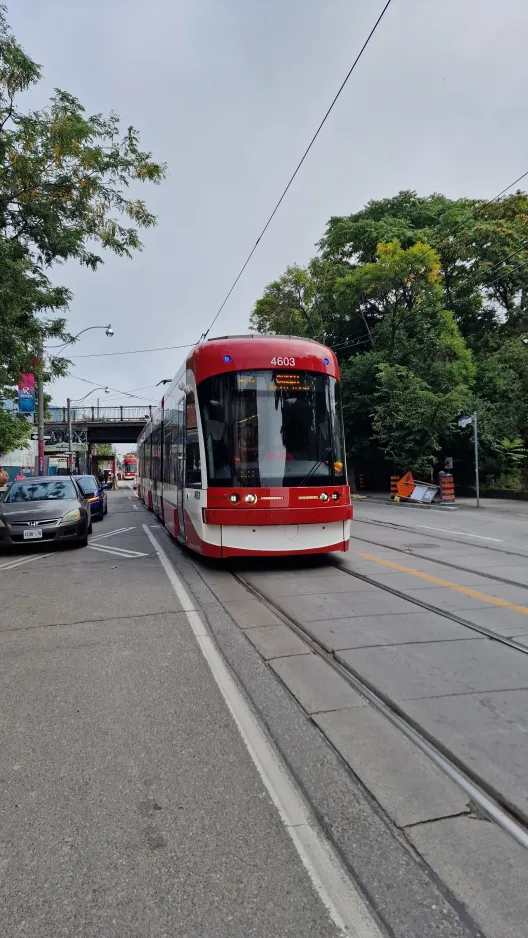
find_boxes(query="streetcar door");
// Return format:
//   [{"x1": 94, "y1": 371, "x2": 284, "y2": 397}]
[
  {"x1": 177, "y1": 394, "x2": 186, "y2": 539},
  {"x1": 183, "y1": 389, "x2": 202, "y2": 542}
]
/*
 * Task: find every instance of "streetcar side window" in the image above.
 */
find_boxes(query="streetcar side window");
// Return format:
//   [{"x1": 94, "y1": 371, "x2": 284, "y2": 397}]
[
  {"x1": 185, "y1": 391, "x2": 201, "y2": 487},
  {"x1": 163, "y1": 417, "x2": 172, "y2": 484},
  {"x1": 175, "y1": 396, "x2": 185, "y2": 487},
  {"x1": 151, "y1": 424, "x2": 162, "y2": 483}
]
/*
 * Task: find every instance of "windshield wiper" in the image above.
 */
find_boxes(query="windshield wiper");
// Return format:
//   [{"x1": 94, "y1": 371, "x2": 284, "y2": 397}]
[{"x1": 297, "y1": 446, "x2": 332, "y2": 487}]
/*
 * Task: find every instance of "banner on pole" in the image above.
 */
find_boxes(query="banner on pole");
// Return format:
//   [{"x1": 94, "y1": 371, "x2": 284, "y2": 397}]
[{"x1": 18, "y1": 373, "x2": 35, "y2": 413}]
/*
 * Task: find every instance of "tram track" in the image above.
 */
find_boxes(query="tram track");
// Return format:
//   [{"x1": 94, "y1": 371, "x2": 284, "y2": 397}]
[
  {"x1": 355, "y1": 516, "x2": 528, "y2": 559},
  {"x1": 350, "y1": 518, "x2": 528, "y2": 592},
  {"x1": 232, "y1": 569, "x2": 528, "y2": 851},
  {"x1": 329, "y1": 558, "x2": 528, "y2": 653}
]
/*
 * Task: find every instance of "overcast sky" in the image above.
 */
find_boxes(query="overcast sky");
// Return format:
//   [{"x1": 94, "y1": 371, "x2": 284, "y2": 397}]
[{"x1": 9, "y1": 0, "x2": 528, "y2": 452}]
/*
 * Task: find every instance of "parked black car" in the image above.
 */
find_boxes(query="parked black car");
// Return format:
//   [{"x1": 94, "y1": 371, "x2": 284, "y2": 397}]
[{"x1": 0, "y1": 476, "x2": 92, "y2": 547}]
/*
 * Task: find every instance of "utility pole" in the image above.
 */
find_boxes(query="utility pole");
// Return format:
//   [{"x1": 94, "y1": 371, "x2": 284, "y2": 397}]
[
  {"x1": 67, "y1": 397, "x2": 73, "y2": 473},
  {"x1": 37, "y1": 343, "x2": 45, "y2": 476},
  {"x1": 473, "y1": 411, "x2": 480, "y2": 509}
]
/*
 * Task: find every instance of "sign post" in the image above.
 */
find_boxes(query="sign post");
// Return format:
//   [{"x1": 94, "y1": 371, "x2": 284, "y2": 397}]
[
  {"x1": 458, "y1": 413, "x2": 480, "y2": 508},
  {"x1": 472, "y1": 411, "x2": 480, "y2": 509}
]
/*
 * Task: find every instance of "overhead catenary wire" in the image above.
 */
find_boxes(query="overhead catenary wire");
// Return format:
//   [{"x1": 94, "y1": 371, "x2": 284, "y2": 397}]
[
  {"x1": 409, "y1": 168, "x2": 528, "y2": 271},
  {"x1": 486, "y1": 257, "x2": 528, "y2": 290},
  {"x1": 61, "y1": 170, "x2": 528, "y2": 365},
  {"x1": 198, "y1": 0, "x2": 395, "y2": 342},
  {"x1": 66, "y1": 374, "x2": 157, "y2": 403},
  {"x1": 326, "y1": 172, "x2": 528, "y2": 358},
  {"x1": 68, "y1": 342, "x2": 195, "y2": 359}
]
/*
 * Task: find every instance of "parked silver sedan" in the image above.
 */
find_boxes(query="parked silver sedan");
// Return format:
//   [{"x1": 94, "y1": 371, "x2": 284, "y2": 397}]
[{"x1": 0, "y1": 476, "x2": 92, "y2": 547}]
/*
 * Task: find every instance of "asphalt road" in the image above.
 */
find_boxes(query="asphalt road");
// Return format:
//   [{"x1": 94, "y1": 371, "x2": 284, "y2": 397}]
[
  {"x1": 1, "y1": 486, "x2": 526, "y2": 938},
  {"x1": 0, "y1": 490, "x2": 344, "y2": 938}
]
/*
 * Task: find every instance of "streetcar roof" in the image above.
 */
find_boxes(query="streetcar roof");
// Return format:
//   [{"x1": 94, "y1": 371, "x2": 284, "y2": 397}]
[{"x1": 137, "y1": 334, "x2": 339, "y2": 445}]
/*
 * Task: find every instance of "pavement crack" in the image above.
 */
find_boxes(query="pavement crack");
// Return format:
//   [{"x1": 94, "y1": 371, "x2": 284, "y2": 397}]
[
  {"x1": 0, "y1": 609, "x2": 184, "y2": 634},
  {"x1": 402, "y1": 809, "x2": 472, "y2": 830}
]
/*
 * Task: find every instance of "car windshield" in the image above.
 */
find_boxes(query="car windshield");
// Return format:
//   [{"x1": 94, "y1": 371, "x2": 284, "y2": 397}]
[
  {"x1": 75, "y1": 475, "x2": 98, "y2": 494},
  {"x1": 5, "y1": 480, "x2": 77, "y2": 502}
]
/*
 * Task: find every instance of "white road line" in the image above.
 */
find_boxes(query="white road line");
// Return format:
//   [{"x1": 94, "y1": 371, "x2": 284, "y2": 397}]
[
  {"x1": 414, "y1": 524, "x2": 503, "y2": 542},
  {"x1": 89, "y1": 543, "x2": 147, "y2": 556},
  {"x1": 142, "y1": 523, "x2": 382, "y2": 938},
  {"x1": 0, "y1": 552, "x2": 53, "y2": 571},
  {"x1": 88, "y1": 543, "x2": 148, "y2": 558},
  {"x1": 89, "y1": 526, "x2": 136, "y2": 542}
]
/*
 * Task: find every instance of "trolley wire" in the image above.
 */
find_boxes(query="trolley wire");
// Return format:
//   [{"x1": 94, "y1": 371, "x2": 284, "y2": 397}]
[
  {"x1": 198, "y1": 0, "x2": 395, "y2": 342},
  {"x1": 407, "y1": 168, "x2": 528, "y2": 272},
  {"x1": 66, "y1": 374, "x2": 157, "y2": 404},
  {"x1": 325, "y1": 171, "x2": 528, "y2": 358},
  {"x1": 68, "y1": 342, "x2": 195, "y2": 360}
]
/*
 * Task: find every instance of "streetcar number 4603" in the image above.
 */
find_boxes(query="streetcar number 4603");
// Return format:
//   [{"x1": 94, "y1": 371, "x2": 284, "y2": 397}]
[{"x1": 271, "y1": 356, "x2": 295, "y2": 366}]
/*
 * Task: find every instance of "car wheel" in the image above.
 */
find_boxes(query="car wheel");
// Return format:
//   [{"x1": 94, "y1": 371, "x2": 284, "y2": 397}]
[
  {"x1": 104, "y1": 499, "x2": 108, "y2": 515},
  {"x1": 88, "y1": 520, "x2": 93, "y2": 535}
]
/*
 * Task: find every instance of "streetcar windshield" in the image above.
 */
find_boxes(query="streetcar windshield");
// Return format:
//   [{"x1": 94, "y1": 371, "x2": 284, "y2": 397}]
[{"x1": 198, "y1": 370, "x2": 346, "y2": 488}]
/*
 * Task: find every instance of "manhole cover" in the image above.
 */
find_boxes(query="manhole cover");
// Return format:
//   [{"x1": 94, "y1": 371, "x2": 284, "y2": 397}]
[{"x1": 403, "y1": 543, "x2": 439, "y2": 550}]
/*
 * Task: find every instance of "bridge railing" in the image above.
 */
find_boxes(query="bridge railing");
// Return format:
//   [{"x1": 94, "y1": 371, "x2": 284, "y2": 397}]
[{"x1": 48, "y1": 406, "x2": 152, "y2": 423}]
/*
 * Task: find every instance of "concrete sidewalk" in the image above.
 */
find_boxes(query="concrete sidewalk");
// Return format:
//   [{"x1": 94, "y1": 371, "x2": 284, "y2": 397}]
[{"x1": 362, "y1": 491, "x2": 528, "y2": 515}]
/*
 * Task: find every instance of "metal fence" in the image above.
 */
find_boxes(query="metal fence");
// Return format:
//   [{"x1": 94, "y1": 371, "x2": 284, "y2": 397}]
[{"x1": 48, "y1": 406, "x2": 152, "y2": 423}]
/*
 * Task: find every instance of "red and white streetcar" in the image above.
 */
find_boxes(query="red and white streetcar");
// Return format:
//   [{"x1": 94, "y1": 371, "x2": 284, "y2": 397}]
[
  {"x1": 137, "y1": 335, "x2": 352, "y2": 558},
  {"x1": 122, "y1": 453, "x2": 137, "y2": 480}
]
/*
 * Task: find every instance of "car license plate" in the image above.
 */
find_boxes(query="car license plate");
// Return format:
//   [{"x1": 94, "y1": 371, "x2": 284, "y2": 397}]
[{"x1": 23, "y1": 528, "x2": 43, "y2": 540}]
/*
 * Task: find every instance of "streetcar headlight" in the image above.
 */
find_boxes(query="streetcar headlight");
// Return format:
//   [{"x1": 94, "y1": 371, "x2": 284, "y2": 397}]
[
  {"x1": 245, "y1": 493, "x2": 257, "y2": 504},
  {"x1": 228, "y1": 494, "x2": 239, "y2": 504},
  {"x1": 319, "y1": 492, "x2": 329, "y2": 502},
  {"x1": 331, "y1": 492, "x2": 340, "y2": 501}
]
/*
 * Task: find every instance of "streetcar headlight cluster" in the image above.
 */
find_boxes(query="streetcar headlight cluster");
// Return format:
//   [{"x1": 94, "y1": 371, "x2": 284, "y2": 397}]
[
  {"x1": 245, "y1": 493, "x2": 257, "y2": 504},
  {"x1": 332, "y1": 492, "x2": 340, "y2": 501},
  {"x1": 228, "y1": 494, "x2": 239, "y2": 504},
  {"x1": 319, "y1": 492, "x2": 329, "y2": 502}
]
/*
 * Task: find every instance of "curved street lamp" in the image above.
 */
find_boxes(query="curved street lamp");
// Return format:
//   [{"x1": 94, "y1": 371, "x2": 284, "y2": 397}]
[
  {"x1": 38, "y1": 326, "x2": 115, "y2": 475},
  {"x1": 46, "y1": 324, "x2": 114, "y2": 354},
  {"x1": 71, "y1": 387, "x2": 110, "y2": 404},
  {"x1": 66, "y1": 388, "x2": 110, "y2": 471}
]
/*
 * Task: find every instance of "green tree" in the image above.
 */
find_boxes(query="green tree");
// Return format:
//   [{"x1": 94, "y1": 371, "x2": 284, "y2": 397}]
[
  {"x1": 340, "y1": 239, "x2": 473, "y2": 472},
  {"x1": 372, "y1": 364, "x2": 470, "y2": 475},
  {"x1": 319, "y1": 189, "x2": 528, "y2": 350},
  {"x1": 0, "y1": 405, "x2": 30, "y2": 457},
  {"x1": 92, "y1": 443, "x2": 114, "y2": 458},
  {"x1": 250, "y1": 258, "x2": 350, "y2": 343},
  {"x1": 0, "y1": 6, "x2": 165, "y2": 449}
]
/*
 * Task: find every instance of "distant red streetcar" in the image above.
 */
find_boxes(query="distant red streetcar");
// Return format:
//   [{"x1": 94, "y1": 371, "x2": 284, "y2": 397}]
[
  {"x1": 137, "y1": 335, "x2": 352, "y2": 558},
  {"x1": 123, "y1": 453, "x2": 137, "y2": 480}
]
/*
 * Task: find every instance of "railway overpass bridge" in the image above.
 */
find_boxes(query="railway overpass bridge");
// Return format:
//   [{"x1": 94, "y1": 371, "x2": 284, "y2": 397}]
[{"x1": 44, "y1": 405, "x2": 151, "y2": 452}]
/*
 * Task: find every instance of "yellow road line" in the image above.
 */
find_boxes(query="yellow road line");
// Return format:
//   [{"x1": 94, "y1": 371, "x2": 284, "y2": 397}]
[{"x1": 356, "y1": 552, "x2": 528, "y2": 616}]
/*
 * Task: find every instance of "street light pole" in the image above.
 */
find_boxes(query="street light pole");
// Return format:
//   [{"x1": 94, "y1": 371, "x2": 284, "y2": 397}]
[
  {"x1": 37, "y1": 325, "x2": 114, "y2": 477},
  {"x1": 473, "y1": 411, "x2": 480, "y2": 509},
  {"x1": 37, "y1": 342, "x2": 45, "y2": 476},
  {"x1": 67, "y1": 397, "x2": 73, "y2": 473}
]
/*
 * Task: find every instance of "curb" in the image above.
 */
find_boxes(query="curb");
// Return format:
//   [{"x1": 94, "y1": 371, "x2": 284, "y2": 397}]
[{"x1": 359, "y1": 494, "x2": 459, "y2": 511}]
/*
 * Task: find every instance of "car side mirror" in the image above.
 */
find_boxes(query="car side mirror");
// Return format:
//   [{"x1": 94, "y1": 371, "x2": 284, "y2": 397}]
[{"x1": 100, "y1": 483, "x2": 108, "y2": 489}]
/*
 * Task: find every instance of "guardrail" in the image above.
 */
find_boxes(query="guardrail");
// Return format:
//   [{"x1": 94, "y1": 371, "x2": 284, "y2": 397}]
[{"x1": 48, "y1": 406, "x2": 152, "y2": 423}]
